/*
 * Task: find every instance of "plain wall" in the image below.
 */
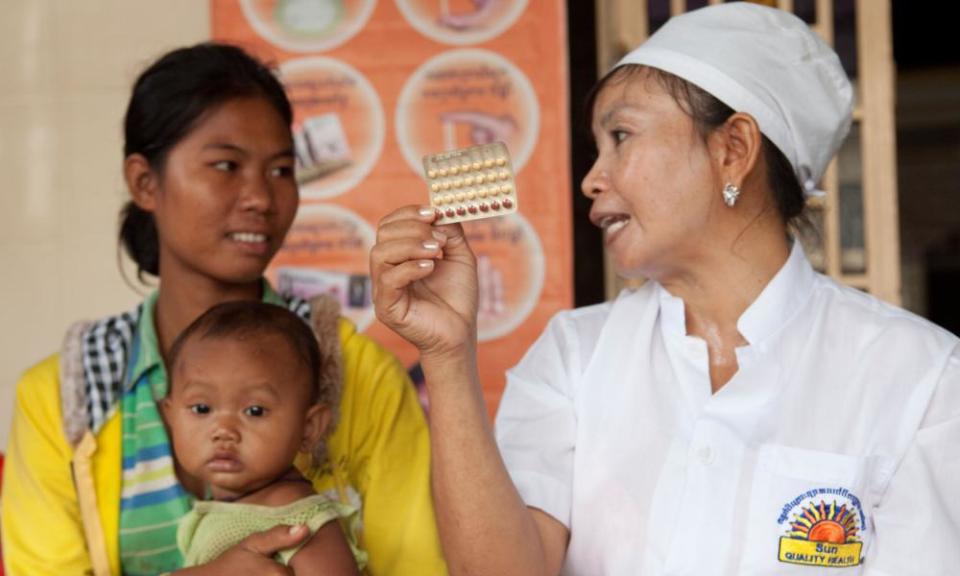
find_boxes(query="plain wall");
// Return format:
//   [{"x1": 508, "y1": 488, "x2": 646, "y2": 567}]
[{"x1": 0, "y1": 0, "x2": 209, "y2": 451}]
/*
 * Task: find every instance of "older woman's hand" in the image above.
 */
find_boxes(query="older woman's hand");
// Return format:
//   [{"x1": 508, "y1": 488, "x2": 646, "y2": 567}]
[{"x1": 370, "y1": 205, "x2": 479, "y2": 361}]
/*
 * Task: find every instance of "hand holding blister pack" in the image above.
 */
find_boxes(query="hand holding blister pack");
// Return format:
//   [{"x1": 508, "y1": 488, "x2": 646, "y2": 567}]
[{"x1": 423, "y1": 142, "x2": 518, "y2": 224}]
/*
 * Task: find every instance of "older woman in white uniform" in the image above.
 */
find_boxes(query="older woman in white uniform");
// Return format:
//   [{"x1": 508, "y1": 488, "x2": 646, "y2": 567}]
[{"x1": 371, "y1": 4, "x2": 960, "y2": 575}]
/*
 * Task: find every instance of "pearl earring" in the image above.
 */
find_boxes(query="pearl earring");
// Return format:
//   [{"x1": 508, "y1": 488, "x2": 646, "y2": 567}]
[{"x1": 722, "y1": 182, "x2": 741, "y2": 207}]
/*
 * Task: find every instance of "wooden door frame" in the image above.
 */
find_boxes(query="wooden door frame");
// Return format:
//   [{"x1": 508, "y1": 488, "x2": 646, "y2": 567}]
[{"x1": 594, "y1": 0, "x2": 901, "y2": 305}]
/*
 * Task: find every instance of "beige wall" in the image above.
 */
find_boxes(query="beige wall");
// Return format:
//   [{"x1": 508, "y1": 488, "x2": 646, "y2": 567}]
[{"x1": 1, "y1": 1, "x2": 210, "y2": 451}]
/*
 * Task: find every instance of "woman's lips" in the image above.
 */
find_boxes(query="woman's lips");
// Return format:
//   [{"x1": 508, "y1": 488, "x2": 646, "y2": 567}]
[
  {"x1": 227, "y1": 231, "x2": 271, "y2": 256},
  {"x1": 598, "y1": 214, "x2": 630, "y2": 245}
]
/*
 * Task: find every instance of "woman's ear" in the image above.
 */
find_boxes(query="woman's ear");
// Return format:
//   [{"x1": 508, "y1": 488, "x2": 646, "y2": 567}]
[
  {"x1": 301, "y1": 404, "x2": 333, "y2": 453},
  {"x1": 711, "y1": 112, "x2": 763, "y2": 187},
  {"x1": 124, "y1": 153, "x2": 159, "y2": 212}
]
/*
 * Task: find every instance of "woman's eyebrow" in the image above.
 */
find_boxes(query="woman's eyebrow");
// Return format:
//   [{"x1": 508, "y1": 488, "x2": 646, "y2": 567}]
[
  {"x1": 269, "y1": 147, "x2": 295, "y2": 161},
  {"x1": 202, "y1": 142, "x2": 246, "y2": 154},
  {"x1": 201, "y1": 142, "x2": 295, "y2": 160},
  {"x1": 598, "y1": 104, "x2": 634, "y2": 128}
]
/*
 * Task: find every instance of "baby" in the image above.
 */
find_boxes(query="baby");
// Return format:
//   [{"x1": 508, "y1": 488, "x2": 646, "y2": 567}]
[{"x1": 162, "y1": 301, "x2": 363, "y2": 573}]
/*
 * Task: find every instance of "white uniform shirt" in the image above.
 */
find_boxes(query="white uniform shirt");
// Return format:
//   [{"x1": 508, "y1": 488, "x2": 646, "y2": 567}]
[{"x1": 496, "y1": 243, "x2": 960, "y2": 575}]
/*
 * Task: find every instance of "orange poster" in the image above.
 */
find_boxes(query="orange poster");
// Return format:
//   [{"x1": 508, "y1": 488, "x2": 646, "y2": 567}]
[{"x1": 212, "y1": 0, "x2": 572, "y2": 416}]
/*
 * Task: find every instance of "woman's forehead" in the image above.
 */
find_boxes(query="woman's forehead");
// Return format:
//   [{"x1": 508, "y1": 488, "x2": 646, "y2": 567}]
[{"x1": 592, "y1": 75, "x2": 679, "y2": 124}]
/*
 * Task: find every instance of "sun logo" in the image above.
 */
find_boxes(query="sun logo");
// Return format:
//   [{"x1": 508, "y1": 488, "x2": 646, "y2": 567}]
[
  {"x1": 777, "y1": 490, "x2": 865, "y2": 567},
  {"x1": 786, "y1": 500, "x2": 860, "y2": 544}
]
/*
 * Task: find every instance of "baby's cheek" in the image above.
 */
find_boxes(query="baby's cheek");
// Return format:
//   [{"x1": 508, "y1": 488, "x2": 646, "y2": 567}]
[{"x1": 171, "y1": 418, "x2": 195, "y2": 446}]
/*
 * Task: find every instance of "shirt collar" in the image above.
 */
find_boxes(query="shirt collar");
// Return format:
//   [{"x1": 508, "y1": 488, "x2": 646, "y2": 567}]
[
  {"x1": 657, "y1": 240, "x2": 816, "y2": 346},
  {"x1": 128, "y1": 288, "x2": 163, "y2": 392},
  {"x1": 127, "y1": 279, "x2": 285, "y2": 392},
  {"x1": 261, "y1": 279, "x2": 286, "y2": 306},
  {"x1": 737, "y1": 240, "x2": 815, "y2": 345}
]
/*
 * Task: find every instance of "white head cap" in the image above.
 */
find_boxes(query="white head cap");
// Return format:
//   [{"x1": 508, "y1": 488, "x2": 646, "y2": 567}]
[{"x1": 613, "y1": 3, "x2": 852, "y2": 196}]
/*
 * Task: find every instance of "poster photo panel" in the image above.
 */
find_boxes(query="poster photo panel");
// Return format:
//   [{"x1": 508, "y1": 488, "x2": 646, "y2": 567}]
[{"x1": 212, "y1": 0, "x2": 572, "y2": 417}]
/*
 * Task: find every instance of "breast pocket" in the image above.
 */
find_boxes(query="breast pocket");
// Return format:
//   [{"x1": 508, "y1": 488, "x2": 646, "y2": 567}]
[{"x1": 739, "y1": 444, "x2": 893, "y2": 576}]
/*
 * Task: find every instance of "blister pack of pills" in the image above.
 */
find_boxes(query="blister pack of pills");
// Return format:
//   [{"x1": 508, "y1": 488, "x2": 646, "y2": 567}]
[{"x1": 423, "y1": 142, "x2": 518, "y2": 224}]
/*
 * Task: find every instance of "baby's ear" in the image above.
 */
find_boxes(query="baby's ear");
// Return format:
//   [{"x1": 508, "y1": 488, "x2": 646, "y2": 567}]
[
  {"x1": 159, "y1": 397, "x2": 177, "y2": 423},
  {"x1": 301, "y1": 404, "x2": 332, "y2": 452}
]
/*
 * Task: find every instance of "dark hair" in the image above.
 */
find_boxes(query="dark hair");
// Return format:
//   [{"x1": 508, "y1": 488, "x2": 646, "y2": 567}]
[
  {"x1": 585, "y1": 65, "x2": 806, "y2": 226},
  {"x1": 119, "y1": 43, "x2": 293, "y2": 281},
  {"x1": 168, "y1": 301, "x2": 325, "y2": 403}
]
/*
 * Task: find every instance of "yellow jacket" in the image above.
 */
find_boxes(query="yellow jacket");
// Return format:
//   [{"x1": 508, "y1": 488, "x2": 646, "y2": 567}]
[{"x1": 2, "y1": 311, "x2": 446, "y2": 575}]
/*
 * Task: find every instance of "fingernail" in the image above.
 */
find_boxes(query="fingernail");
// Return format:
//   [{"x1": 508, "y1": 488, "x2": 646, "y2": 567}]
[
  {"x1": 431, "y1": 230, "x2": 447, "y2": 242},
  {"x1": 288, "y1": 525, "x2": 305, "y2": 535},
  {"x1": 422, "y1": 240, "x2": 440, "y2": 250},
  {"x1": 418, "y1": 207, "x2": 435, "y2": 218},
  {"x1": 417, "y1": 260, "x2": 434, "y2": 269}
]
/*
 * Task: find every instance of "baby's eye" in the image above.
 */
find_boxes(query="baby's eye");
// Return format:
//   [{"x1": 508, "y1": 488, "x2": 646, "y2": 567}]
[
  {"x1": 244, "y1": 405, "x2": 266, "y2": 417},
  {"x1": 611, "y1": 130, "x2": 629, "y2": 144},
  {"x1": 190, "y1": 404, "x2": 210, "y2": 415}
]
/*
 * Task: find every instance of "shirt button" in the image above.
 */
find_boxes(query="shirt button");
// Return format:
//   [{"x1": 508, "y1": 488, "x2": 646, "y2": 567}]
[{"x1": 696, "y1": 445, "x2": 714, "y2": 464}]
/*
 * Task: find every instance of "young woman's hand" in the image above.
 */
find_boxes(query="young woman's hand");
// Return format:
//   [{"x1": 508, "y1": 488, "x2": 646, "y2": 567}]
[
  {"x1": 288, "y1": 520, "x2": 359, "y2": 576},
  {"x1": 173, "y1": 524, "x2": 309, "y2": 575},
  {"x1": 370, "y1": 205, "x2": 479, "y2": 361}
]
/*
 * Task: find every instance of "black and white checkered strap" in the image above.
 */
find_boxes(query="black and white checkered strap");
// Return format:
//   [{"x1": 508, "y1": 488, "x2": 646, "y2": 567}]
[{"x1": 81, "y1": 306, "x2": 140, "y2": 433}]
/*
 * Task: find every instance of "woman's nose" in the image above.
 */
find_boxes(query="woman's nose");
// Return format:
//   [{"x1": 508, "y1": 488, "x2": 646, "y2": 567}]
[
  {"x1": 580, "y1": 159, "x2": 608, "y2": 200},
  {"x1": 239, "y1": 173, "x2": 275, "y2": 214}
]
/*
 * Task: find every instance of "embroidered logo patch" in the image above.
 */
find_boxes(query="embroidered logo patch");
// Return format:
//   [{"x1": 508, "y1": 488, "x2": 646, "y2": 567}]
[{"x1": 777, "y1": 488, "x2": 864, "y2": 567}]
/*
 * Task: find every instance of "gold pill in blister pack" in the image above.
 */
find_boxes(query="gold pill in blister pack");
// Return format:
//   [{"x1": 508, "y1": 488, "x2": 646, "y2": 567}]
[{"x1": 422, "y1": 142, "x2": 518, "y2": 224}]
